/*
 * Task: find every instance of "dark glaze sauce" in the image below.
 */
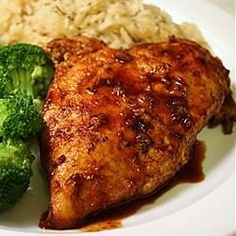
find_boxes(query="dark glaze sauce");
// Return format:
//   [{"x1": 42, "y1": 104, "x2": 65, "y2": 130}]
[{"x1": 80, "y1": 140, "x2": 206, "y2": 232}]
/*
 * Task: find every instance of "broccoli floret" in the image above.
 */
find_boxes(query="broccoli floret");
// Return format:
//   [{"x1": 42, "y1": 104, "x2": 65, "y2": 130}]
[
  {"x1": 0, "y1": 91, "x2": 43, "y2": 139},
  {"x1": 0, "y1": 43, "x2": 54, "y2": 98},
  {"x1": 0, "y1": 139, "x2": 34, "y2": 212}
]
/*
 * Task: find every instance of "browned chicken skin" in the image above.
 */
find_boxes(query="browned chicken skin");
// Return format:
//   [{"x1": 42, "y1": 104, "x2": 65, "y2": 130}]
[{"x1": 40, "y1": 36, "x2": 236, "y2": 229}]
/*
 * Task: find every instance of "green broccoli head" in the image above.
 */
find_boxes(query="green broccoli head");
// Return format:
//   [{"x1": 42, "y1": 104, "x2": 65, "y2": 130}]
[
  {"x1": 0, "y1": 139, "x2": 34, "y2": 212},
  {"x1": 0, "y1": 90, "x2": 43, "y2": 139},
  {"x1": 0, "y1": 43, "x2": 54, "y2": 98}
]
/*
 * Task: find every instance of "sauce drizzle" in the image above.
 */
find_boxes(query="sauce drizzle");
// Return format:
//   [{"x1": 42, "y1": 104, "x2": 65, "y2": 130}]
[{"x1": 81, "y1": 140, "x2": 206, "y2": 232}]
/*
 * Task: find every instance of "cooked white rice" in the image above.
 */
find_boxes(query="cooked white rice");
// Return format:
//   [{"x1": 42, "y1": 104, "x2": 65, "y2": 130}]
[{"x1": 0, "y1": 0, "x2": 207, "y2": 48}]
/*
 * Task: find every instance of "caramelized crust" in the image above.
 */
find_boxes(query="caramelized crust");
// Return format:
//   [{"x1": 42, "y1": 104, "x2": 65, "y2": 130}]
[{"x1": 40, "y1": 37, "x2": 235, "y2": 229}]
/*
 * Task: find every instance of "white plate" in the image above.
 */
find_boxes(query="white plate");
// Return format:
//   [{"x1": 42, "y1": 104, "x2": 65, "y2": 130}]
[{"x1": 0, "y1": 0, "x2": 235, "y2": 235}]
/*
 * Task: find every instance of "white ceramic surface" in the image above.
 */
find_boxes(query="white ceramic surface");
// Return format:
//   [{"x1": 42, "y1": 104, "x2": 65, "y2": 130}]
[{"x1": 0, "y1": 0, "x2": 235, "y2": 235}]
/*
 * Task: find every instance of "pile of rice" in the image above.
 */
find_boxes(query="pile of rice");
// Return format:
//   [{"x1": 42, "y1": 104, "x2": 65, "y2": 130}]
[{"x1": 0, "y1": 0, "x2": 206, "y2": 49}]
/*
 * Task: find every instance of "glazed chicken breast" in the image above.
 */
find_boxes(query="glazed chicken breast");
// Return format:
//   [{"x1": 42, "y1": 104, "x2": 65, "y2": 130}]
[{"x1": 40, "y1": 36, "x2": 236, "y2": 229}]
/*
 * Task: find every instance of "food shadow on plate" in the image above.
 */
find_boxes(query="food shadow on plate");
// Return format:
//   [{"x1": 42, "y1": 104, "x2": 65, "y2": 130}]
[
  {"x1": 0, "y1": 147, "x2": 48, "y2": 228},
  {"x1": 199, "y1": 126, "x2": 235, "y2": 174}
]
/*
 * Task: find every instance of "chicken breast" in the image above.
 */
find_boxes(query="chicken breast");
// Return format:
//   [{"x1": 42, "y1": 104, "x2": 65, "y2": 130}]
[{"x1": 40, "y1": 36, "x2": 235, "y2": 229}]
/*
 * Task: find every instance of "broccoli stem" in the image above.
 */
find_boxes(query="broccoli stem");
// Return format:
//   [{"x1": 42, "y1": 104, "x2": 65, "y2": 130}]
[{"x1": 13, "y1": 69, "x2": 34, "y2": 97}]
